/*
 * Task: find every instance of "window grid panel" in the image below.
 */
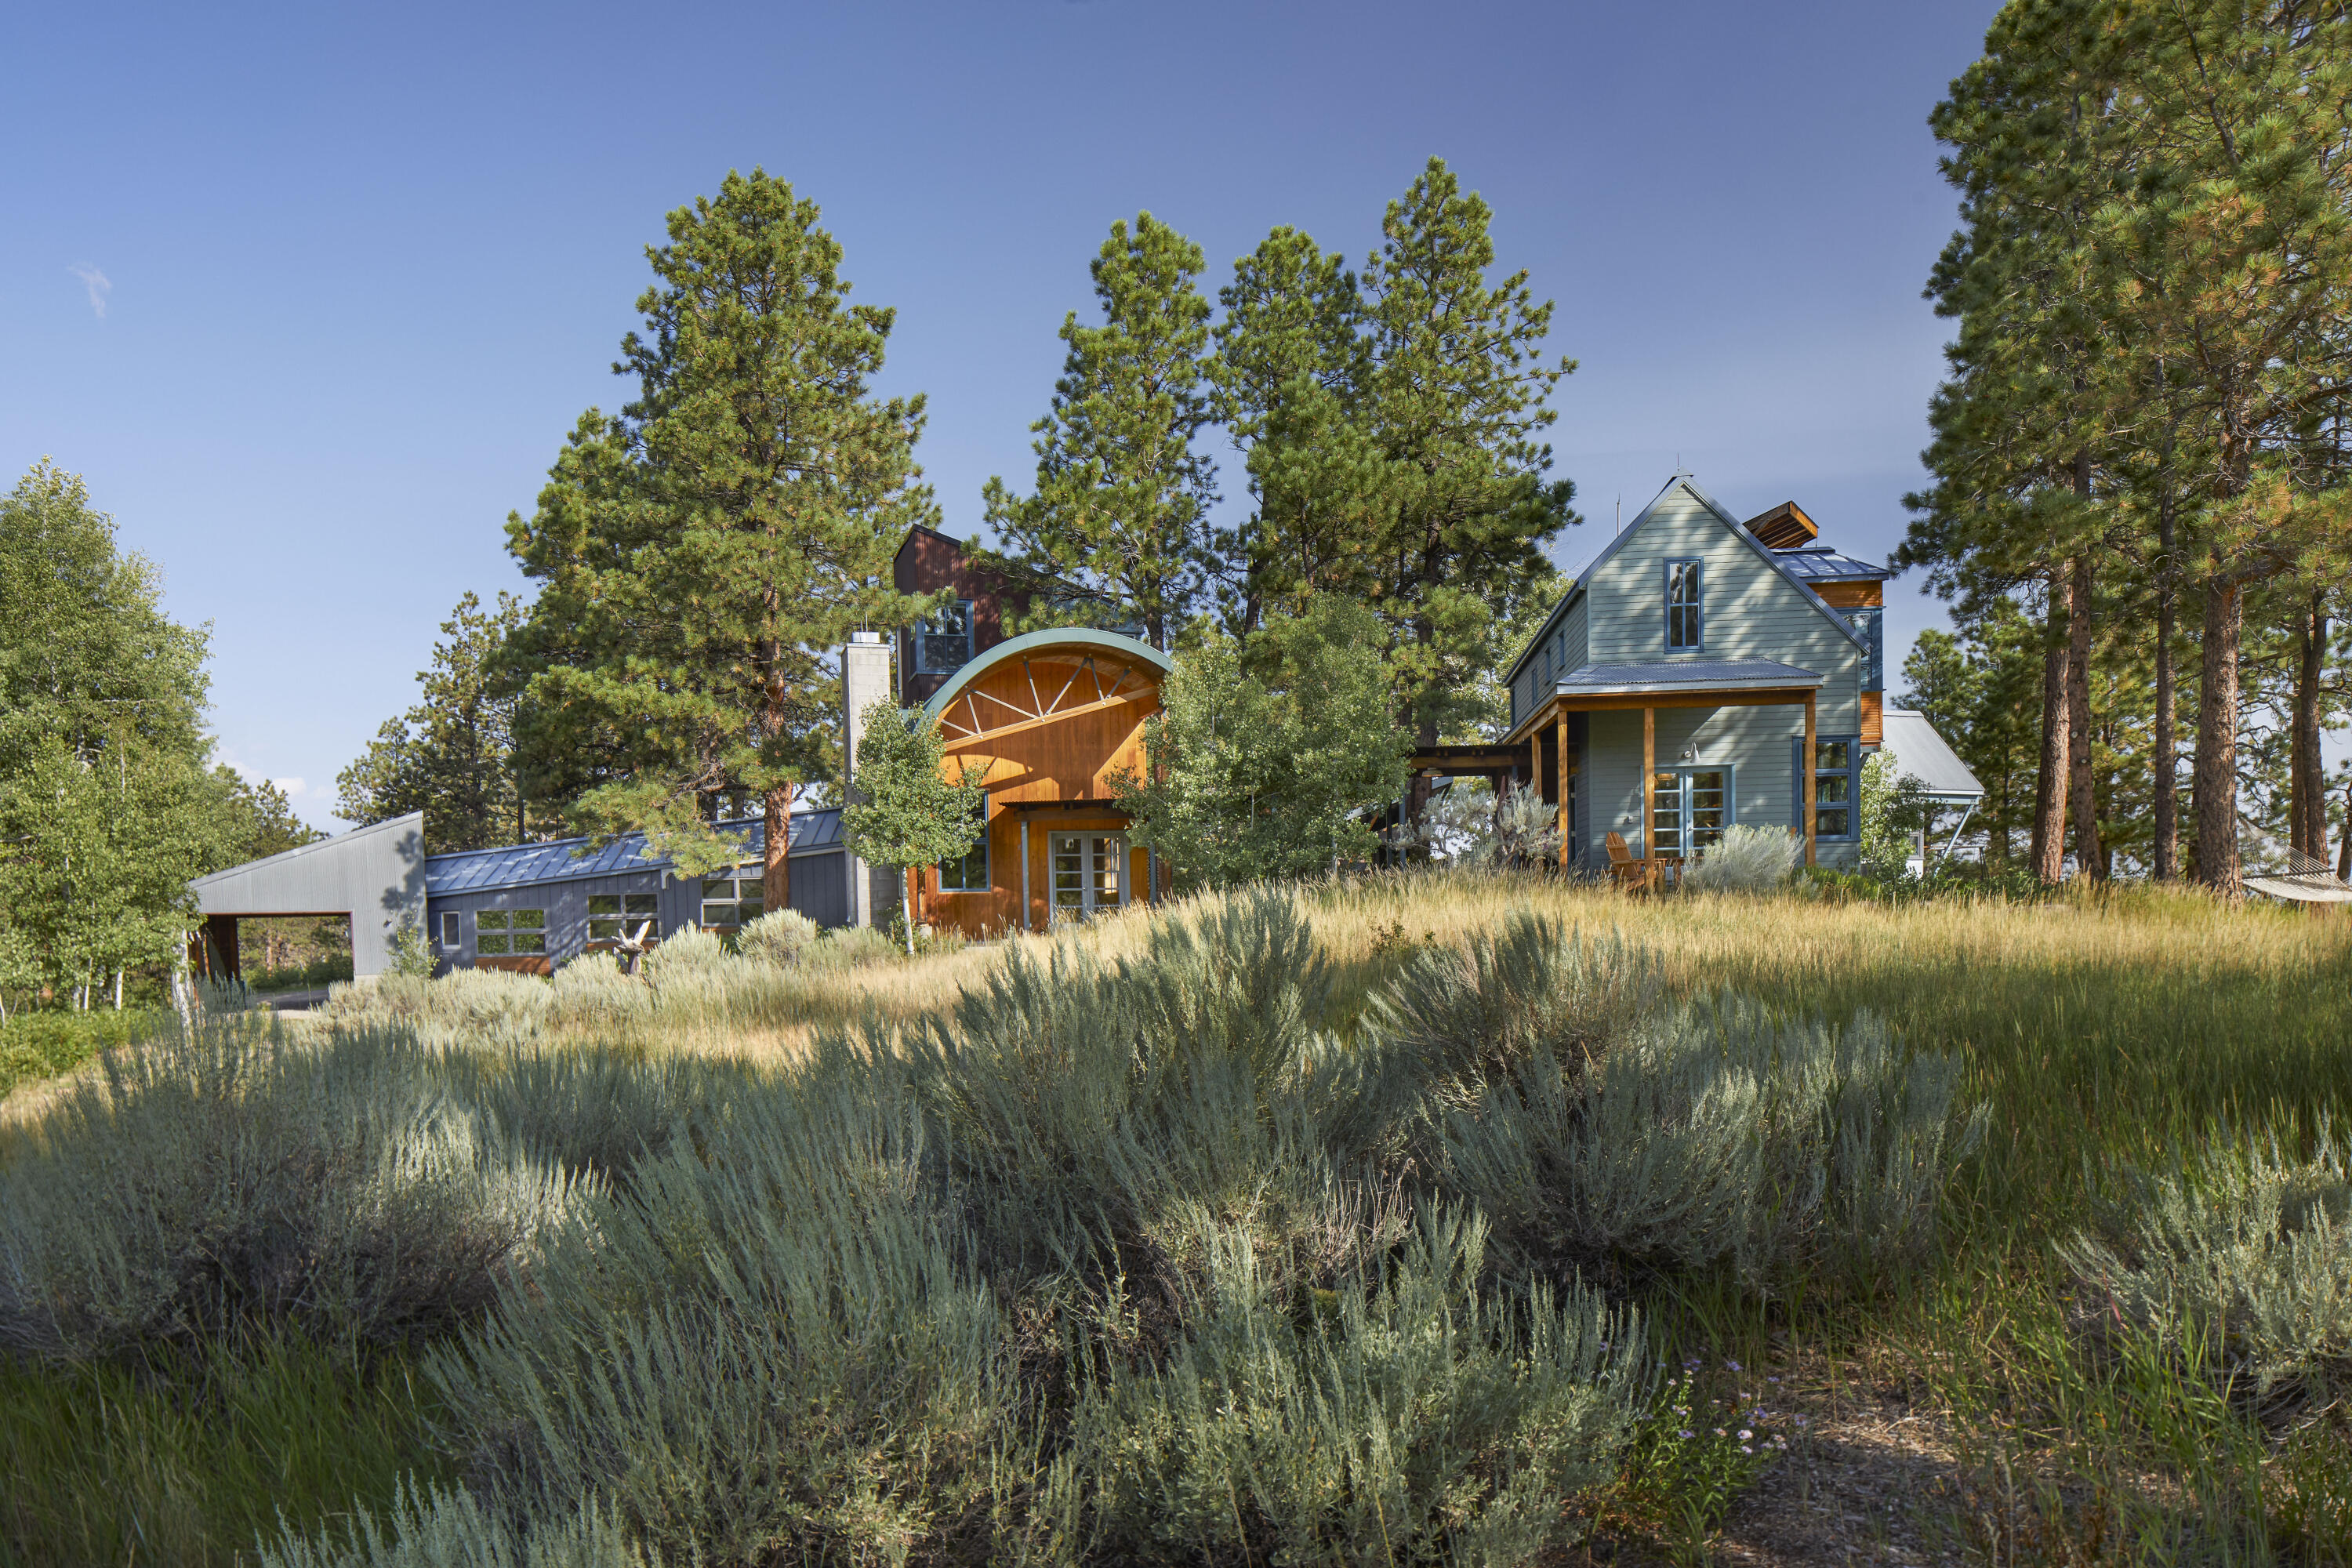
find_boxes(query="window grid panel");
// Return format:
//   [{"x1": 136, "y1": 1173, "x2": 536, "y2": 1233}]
[
  {"x1": 1650, "y1": 773, "x2": 1685, "y2": 859},
  {"x1": 1665, "y1": 560, "x2": 1703, "y2": 652}
]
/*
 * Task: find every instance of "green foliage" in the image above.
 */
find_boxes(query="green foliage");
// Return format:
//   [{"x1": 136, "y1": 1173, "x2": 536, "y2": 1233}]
[
  {"x1": 1619, "y1": 1363, "x2": 1791, "y2": 1551},
  {"x1": 387, "y1": 919, "x2": 435, "y2": 979},
  {"x1": 337, "y1": 591, "x2": 532, "y2": 853},
  {"x1": 0, "y1": 1005, "x2": 166, "y2": 1098},
  {"x1": 0, "y1": 461, "x2": 238, "y2": 1004},
  {"x1": 984, "y1": 212, "x2": 1218, "y2": 650},
  {"x1": 1115, "y1": 597, "x2": 1407, "y2": 888},
  {"x1": 1203, "y1": 161, "x2": 1578, "y2": 742},
  {"x1": 503, "y1": 169, "x2": 943, "y2": 880},
  {"x1": 841, "y1": 700, "x2": 983, "y2": 952},
  {"x1": 2, "y1": 1338, "x2": 446, "y2": 1568}
]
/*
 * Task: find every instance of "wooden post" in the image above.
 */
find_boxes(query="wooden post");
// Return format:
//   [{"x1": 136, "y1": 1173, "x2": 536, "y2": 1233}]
[
  {"x1": 1642, "y1": 707, "x2": 1656, "y2": 866},
  {"x1": 1020, "y1": 818, "x2": 1032, "y2": 931},
  {"x1": 1530, "y1": 724, "x2": 1543, "y2": 805},
  {"x1": 1803, "y1": 694, "x2": 1818, "y2": 869},
  {"x1": 1555, "y1": 705, "x2": 1570, "y2": 869}
]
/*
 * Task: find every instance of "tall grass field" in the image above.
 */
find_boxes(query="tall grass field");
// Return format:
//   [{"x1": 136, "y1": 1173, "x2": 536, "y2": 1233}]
[{"x1": 2, "y1": 874, "x2": 2348, "y2": 1566}]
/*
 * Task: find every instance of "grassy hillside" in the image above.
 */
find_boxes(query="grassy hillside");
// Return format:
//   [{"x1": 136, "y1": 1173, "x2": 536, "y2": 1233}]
[{"x1": 2, "y1": 874, "x2": 2347, "y2": 1565}]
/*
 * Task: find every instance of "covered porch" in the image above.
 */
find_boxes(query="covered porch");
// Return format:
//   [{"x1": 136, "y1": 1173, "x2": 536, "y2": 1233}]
[{"x1": 1439, "y1": 660, "x2": 1828, "y2": 875}]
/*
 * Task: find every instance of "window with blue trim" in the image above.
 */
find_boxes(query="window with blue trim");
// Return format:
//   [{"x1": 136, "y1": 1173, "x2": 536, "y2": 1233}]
[
  {"x1": 938, "y1": 804, "x2": 989, "y2": 891},
  {"x1": 1665, "y1": 561, "x2": 1703, "y2": 651},
  {"x1": 1797, "y1": 737, "x2": 1858, "y2": 840},
  {"x1": 913, "y1": 601, "x2": 973, "y2": 674}
]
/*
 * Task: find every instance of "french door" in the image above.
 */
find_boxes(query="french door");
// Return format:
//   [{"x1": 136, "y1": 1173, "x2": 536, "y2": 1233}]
[
  {"x1": 1648, "y1": 768, "x2": 1731, "y2": 859},
  {"x1": 1049, "y1": 833, "x2": 1126, "y2": 919}
]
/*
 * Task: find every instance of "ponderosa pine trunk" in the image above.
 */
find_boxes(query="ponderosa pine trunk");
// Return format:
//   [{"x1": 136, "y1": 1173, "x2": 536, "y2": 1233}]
[
  {"x1": 2193, "y1": 568, "x2": 2244, "y2": 896},
  {"x1": 2290, "y1": 593, "x2": 2328, "y2": 862},
  {"x1": 2152, "y1": 496, "x2": 2180, "y2": 880},
  {"x1": 764, "y1": 778, "x2": 795, "y2": 916},
  {"x1": 2031, "y1": 561, "x2": 2072, "y2": 884},
  {"x1": 2065, "y1": 553, "x2": 2103, "y2": 880},
  {"x1": 2339, "y1": 777, "x2": 2352, "y2": 881}
]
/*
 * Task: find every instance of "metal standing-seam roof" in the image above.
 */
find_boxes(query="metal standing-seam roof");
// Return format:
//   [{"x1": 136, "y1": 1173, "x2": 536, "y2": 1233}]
[
  {"x1": 423, "y1": 808, "x2": 844, "y2": 897},
  {"x1": 1551, "y1": 659, "x2": 1825, "y2": 696},
  {"x1": 1879, "y1": 710, "x2": 1985, "y2": 801},
  {"x1": 1773, "y1": 546, "x2": 1896, "y2": 583}
]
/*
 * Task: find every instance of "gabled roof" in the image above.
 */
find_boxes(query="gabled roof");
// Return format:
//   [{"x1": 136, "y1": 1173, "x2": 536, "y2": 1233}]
[
  {"x1": 1881, "y1": 710, "x2": 1984, "y2": 800},
  {"x1": 1505, "y1": 475, "x2": 1870, "y2": 688},
  {"x1": 423, "y1": 809, "x2": 844, "y2": 897}
]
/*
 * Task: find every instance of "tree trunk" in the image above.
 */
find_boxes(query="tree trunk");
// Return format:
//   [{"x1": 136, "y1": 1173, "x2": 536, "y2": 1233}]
[
  {"x1": 763, "y1": 779, "x2": 796, "y2": 915},
  {"x1": 2339, "y1": 776, "x2": 2352, "y2": 881},
  {"x1": 2289, "y1": 593, "x2": 2327, "y2": 862},
  {"x1": 2065, "y1": 554, "x2": 2103, "y2": 880},
  {"x1": 2031, "y1": 562, "x2": 2072, "y2": 884},
  {"x1": 2192, "y1": 570, "x2": 2243, "y2": 896},
  {"x1": 2152, "y1": 566, "x2": 2180, "y2": 880}
]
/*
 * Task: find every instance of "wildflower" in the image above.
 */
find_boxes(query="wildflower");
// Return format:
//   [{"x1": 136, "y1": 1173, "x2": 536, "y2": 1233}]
[
  {"x1": 1793, "y1": 1415, "x2": 1807, "y2": 1427},
  {"x1": 1714, "y1": 1428, "x2": 1726, "y2": 1437},
  {"x1": 1725, "y1": 1359, "x2": 1742, "y2": 1372},
  {"x1": 1684, "y1": 1358, "x2": 1701, "y2": 1370},
  {"x1": 1678, "y1": 1430, "x2": 1693, "y2": 1439},
  {"x1": 1741, "y1": 1445, "x2": 1753, "y2": 1454},
  {"x1": 1738, "y1": 1429, "x2": 1752, "y2": 1440},
  {"x1": 1768, "y1": 1375, "x2": 1780, "y2": 1384}
]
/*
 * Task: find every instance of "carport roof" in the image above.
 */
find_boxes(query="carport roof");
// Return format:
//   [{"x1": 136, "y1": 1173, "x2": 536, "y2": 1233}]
[{"x1": 424, "y1": 808, "x2": 843, "y2": 896}]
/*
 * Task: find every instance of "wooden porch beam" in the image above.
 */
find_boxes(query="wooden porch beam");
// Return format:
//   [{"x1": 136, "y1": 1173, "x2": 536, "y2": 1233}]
[
  {"x1": 1803, "y1": 692, "x2": 1817, "y2": 869},
  {"x1": 1555, "y1": 704, "x2": 1570, "y2": 869}
]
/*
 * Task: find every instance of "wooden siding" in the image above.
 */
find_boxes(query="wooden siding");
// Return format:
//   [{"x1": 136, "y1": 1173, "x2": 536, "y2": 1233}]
[
  {"x1": 1860, "y1": 690, "x2": 1883, "y2": 746},
  {"x1": 1813, "y1": 580, "x2": 1883, "y2": 608},
  {"x1": 1576, "y1": 702, "x2": 1853, "y2": 870},
  {"x1": 916, "y1": 644, "x2": 1162, "y2": 937}
]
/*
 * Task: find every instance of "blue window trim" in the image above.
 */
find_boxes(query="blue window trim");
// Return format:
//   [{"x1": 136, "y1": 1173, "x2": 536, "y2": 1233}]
[
  {"x1": 1664, "y1": 560, "x2": 1704, "y2": 652},
  {"x1": 1793, "y1": 735, "x2": 1860, "y2": 842},
  {"x1": 913, "y1": 600, "x2": 975, "y2": 675},
  {"x1": 938, "y1": 807, "x2": 990, "y2": 891}
]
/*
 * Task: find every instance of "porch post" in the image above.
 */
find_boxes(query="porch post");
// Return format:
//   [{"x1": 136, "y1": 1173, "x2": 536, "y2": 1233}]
[
  {"x1": 1020, "y1": 818, "x2": 1032, "y2": 931},
  {"x1": 1642, "y1": 707, "x2": 1656, "y2": 862},
  {"x1": 1803, "y1": 694, "x2": 1818, "y2": 869},
  {"x1": 1555, "y1": 704, "x2": 1570, "y2": 869},
  {"x1": 1530, "y1": 725, "x2": 1542, "y2": 804}
]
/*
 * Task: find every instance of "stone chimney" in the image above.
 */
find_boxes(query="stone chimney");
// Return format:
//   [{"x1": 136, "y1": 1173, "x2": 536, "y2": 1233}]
[{"x1": 841, "y1": 630, "x2": 897, "y2": 930}]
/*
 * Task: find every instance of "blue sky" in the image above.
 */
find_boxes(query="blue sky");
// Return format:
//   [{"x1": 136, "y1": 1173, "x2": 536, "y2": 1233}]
[{"x1": 4, "y1": 1, "x2": 2002, "y2": 829}]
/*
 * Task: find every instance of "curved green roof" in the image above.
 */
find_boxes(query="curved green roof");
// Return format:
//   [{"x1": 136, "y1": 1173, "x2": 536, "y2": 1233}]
[{"x1": 921, "y1": 626, "x2": 1171, "y2": 723}]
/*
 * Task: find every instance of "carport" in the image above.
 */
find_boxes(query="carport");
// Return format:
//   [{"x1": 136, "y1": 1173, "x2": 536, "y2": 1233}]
[{"x1": 188, "y1": 812, "x2": 428, "y2": 979}]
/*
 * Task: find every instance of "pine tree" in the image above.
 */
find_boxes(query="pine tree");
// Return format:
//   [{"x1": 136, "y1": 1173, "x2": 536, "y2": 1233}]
[
  {"x1": 983, "y1": 214, "x2": 1218, "y2": 652},
  {"x1": 338, "y1": 591, "x2": 529, "y2": 851},
  {"x1": 1356, "y1": 160, "x2": 1578, "y2": 827},
  {"x1": 503, "y1": 170, "x2": 942, "y2": 910},
  {"x1": 1206, "y1": 226, "x2": 1380, "y2": 632}
]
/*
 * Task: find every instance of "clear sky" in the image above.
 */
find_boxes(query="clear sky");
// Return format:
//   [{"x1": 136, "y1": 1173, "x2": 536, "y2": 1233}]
[{"x1": 4, "y1": 0, "x2": 2005, "y2": 829}]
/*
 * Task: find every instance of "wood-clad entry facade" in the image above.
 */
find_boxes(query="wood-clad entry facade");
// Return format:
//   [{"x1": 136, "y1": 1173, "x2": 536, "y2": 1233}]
[{"x1": 912, "y1": 628, "x2": 1172, "y2": 937}]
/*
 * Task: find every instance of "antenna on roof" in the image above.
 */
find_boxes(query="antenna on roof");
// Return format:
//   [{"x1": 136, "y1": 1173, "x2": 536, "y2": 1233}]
[{"x1": 1616, "y1": 495, "x2": 1621, "y2": 534}]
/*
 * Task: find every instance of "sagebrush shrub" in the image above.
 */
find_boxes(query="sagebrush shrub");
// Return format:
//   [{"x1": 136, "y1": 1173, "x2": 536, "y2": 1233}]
[
  {"x1": 1062, "y1": 1203, "x2": 1641, "y2": 1564},
  {"x1": 1679, "y1": 823, "x2": 1796, "y2": 893},
  {"x1": 0, "y1": 1017, "x2": 579, "y2": 1363},
  {"x1": 641, "y1": 924, "x2": 725, "y2": 978},
  {"x1": 263, "y1": 1479, "x2": 648, "y2": 1568},
  {"x1": 2063, "y1": 1129, "x2": 2352, "y2": 1397},
  {"x1": 735, "y1": 909, "x2": 818, "y2": 967}
]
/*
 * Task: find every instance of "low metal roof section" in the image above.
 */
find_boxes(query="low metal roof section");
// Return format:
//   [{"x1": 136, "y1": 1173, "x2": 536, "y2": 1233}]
[
  {"x1": 920, "y1": 626, "x2": 1172, "y2": 724},
  {"x1": 191, "y1": 811, "x2": 427, "y2": 976},
  {"x1": 1504, "y1": 476, "x2": 1870, "y2": 689},
  {"x1": 1553, "y1": 659, "x2": 1826, "y2": 696},
  {"x1": 423, "y1": 808, "x2": 844, "y2": 898},
  {"x1": 1773, "y1": 545, "x2": 1895, "y2": 582},
  {"x1": 1879, "y1": 709, "x2": 1985, "y2": 801}
]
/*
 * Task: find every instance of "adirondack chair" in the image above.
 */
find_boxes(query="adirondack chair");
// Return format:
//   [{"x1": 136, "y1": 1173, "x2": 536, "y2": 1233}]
[{"x1": 1603, "y1": 832, "x2": 1673, "y2": 893}]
